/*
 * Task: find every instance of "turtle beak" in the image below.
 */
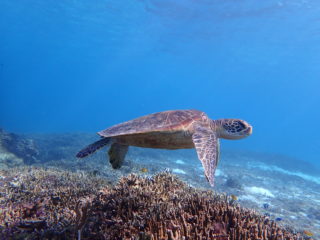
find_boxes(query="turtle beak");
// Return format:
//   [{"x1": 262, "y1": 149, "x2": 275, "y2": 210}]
[{"x1": 245, "y1": 126, "x2": 253, "y2": 136}]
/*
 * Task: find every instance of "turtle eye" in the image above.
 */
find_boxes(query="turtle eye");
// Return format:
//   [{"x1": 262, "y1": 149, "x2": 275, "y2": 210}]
[
  {"x1": 237, "y1": 121, "x2": 246, "y2": 129},
  {"x1": 233, "y1": 121, "x2": 246, "y2": 132}
]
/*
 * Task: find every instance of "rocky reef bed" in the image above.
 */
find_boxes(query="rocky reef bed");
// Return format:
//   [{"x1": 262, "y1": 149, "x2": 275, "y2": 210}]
[{"x1": 0, "y1": 167, "x2": 305, "y2": 240}]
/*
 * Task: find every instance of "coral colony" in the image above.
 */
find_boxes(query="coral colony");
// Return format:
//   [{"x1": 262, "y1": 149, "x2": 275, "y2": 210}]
[{"x1": 0, "y1": 167, "x2": 305, "y2": 240}]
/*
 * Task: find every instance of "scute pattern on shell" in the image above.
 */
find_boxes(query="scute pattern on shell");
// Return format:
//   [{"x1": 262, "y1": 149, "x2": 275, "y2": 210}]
[{"x1": 98, "y1": 109, "x2": 205, "y2": 137}]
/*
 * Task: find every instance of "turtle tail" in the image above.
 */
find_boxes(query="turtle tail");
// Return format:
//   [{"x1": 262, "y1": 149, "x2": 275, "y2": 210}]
[{"x1": 76, "y1": 138, "x2": 111, "y2": 158}]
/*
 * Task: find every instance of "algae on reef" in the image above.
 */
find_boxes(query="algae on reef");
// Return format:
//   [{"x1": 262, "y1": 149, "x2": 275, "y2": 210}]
[{"x1": 0, "y1": 167, "x2": 304, "y2": 240}]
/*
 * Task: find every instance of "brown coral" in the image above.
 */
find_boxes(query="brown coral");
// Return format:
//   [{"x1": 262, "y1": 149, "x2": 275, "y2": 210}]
[
  {"x1": 0, "y1": 167, "x2": 108, "y2": 239},
  {"x1": 0, "y1": 167, "x2": 304, "y2": 240},
  {"x1": 82, "y1": 172, "x2": 302, "y2": 240}
]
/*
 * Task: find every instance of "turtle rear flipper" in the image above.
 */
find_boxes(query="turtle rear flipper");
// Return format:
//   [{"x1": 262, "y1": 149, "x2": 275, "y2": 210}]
[
  {"x1": 76, "y1": 138, "x2": 111, "y2": 158},
  {"x1": 108, "y1": 143, "x2": 129, "y2": 169}
]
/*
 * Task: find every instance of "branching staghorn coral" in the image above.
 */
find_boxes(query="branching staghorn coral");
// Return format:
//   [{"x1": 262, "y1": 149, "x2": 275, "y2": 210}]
[
  {"x1": 0, "y1": 167, "x2": 108, "y2": 239},
  {"x1": 76, "y1": 196, "x2": 93, "y2": 240},
  {"x1": 81, "y1": 172, "x2": 303, "y2": 240},
  {"x1": 0, "y1": 167, "x2": 306, "y2": 239}
]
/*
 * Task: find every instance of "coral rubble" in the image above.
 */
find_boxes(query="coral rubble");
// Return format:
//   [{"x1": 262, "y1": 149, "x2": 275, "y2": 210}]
[{"x1": 0, "y1": 167, "x2": 305, "y2": 239}]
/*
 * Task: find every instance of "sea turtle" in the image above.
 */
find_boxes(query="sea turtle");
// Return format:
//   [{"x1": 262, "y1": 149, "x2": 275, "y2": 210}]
[{"x1": 76, "y1": 109, "x2": 252, "y2": 186}]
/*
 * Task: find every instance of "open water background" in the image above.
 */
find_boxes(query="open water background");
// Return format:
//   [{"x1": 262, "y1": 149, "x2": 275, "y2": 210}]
[{"x1": 1, "y1": 0, "x2": 320, "y2": 168}]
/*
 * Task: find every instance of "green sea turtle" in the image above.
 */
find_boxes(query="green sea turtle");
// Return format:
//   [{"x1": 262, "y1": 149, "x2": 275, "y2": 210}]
[{"x1": 76, "y1": 109, "x2": 252, "y2": 186}]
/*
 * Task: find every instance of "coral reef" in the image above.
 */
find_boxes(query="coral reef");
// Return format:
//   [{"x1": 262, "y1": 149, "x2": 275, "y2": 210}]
[
  {"x1": 0, "y1": 167, "x2": 305, "y2": 240},
  {"x1": 0, "y1": 128, "x2": 39, "y2": 166},
  {"x1": 0, "y1": 167, "x2": 109, "y2": 239}
]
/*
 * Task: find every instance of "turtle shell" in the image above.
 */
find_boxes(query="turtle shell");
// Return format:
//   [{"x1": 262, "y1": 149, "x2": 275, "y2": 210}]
[{"x1": 98, "y1": 109, "x2": 206, "y2": 138}]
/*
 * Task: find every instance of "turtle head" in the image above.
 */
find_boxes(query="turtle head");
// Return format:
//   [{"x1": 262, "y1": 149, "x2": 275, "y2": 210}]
[{"x1": 215, "y1": 119, "x2": 252, "y2": 140}]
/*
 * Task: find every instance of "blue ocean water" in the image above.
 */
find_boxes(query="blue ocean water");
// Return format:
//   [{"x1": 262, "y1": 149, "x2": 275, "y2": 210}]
[{"x1": 1, "y1": 0, "x2": 320, "y2": 168}]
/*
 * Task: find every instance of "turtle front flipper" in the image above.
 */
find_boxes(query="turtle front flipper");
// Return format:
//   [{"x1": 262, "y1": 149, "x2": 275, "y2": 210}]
[
  {"x1": 108, "y1": 143, "x2": 129, "y2": 169},
  {"x1": 76, "y1": 138, "x2": 111, "y2": 158},
  {"x1": 192, "y1": 125, "x2": 220, "y2": 187}
]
